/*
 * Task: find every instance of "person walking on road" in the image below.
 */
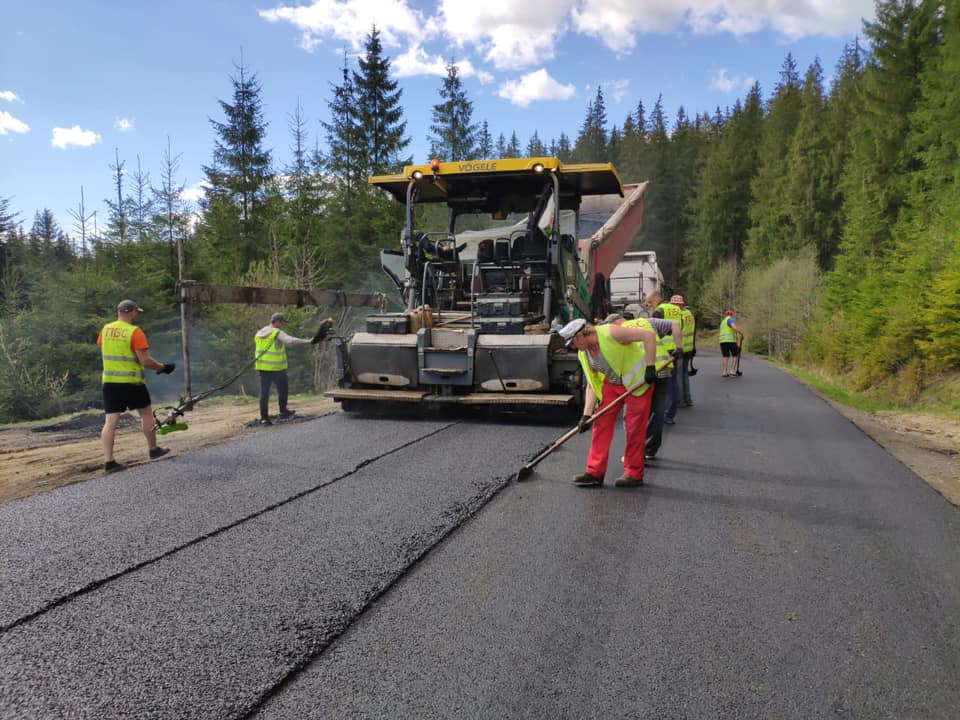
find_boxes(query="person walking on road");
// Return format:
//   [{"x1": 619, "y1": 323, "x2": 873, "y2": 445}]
[
  {"x1": 255, "y1": 312, "x2": 314, "y2": 425},
  {"x1": 559, "y1": 318, "x2": 657, "y2": 488},
  {"x1": 98, "y1": 299, "x2": 176, "y2": 473},
  {"x1": 676, "y1": 296, "x2": 696, "y2": 407},
  {"x1": 720, "y1": 309, "x2": 746, "y2": 377}
]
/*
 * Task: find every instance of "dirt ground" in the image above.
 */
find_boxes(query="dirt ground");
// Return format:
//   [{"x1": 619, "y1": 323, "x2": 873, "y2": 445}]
[
  {"x1": 0, "y1": 396, "x2": 340, "y2": 505},
  {"x1": 0, "y1": 392, "x2": 956, "y2": 507}
]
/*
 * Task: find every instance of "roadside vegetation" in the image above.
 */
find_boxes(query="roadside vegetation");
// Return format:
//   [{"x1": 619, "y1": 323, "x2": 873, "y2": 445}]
[{"x1": 1, "y1": 1, "x2": 957, "y2": 423}]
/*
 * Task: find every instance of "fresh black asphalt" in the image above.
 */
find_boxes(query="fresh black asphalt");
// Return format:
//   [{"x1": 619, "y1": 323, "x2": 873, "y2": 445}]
[{"x1": 1, "y1": 351, "x2": 958, "y2": 719}]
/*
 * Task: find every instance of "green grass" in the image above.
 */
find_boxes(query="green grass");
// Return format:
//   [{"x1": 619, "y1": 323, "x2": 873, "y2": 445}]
[{"x1": 774, "y1": 358, "x2": 960, "y2": 418}]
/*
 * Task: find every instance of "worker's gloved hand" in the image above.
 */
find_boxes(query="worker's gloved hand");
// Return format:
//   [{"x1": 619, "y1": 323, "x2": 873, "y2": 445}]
[
  {"x1": 158, "y1": 363, "x2": 176, "y2": 375},
  {"x1": 670, "y1": 348, "x2": 683, "y2": 360},
  {"x1": 577, "y1": 414, "x2": 591, "y2": 434},
  {"x1": 644, "y1": 365, "x2": 658, "y2": 384}
]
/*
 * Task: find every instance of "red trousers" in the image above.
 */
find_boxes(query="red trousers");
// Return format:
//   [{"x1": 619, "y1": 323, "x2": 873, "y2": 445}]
[{"x1": 586, "y1": 379, "x2": 653, "y2": 479}]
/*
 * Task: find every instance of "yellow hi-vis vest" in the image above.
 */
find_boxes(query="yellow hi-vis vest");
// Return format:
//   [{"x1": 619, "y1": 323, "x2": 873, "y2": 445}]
[
  {"x1": 255, "y1": 329, "x2": 287, "y2": 371},
  {"x1": 681, "y1": 308, "x2": 695, "y2": 352},
  {"x1": 101, "y1": 320, "x2": 145, "y2": 384},
  {"x1": 719, "y1": 317, "x2": 737, "y2": 343},
  {"x1": 625, "y1": 318, "x2": 673, "y2": 378},
  {"x1": 578, "y1": 324, "x2": 651, "y2": 403}
]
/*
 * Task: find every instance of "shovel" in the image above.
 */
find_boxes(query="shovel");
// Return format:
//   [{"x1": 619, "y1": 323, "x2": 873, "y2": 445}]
[
  {"x1": 733, "y1": 338, "x2": 743, "y2": 376},
  {"x1": 515, "y1": 356, "x2": 674, "y2": 482}
]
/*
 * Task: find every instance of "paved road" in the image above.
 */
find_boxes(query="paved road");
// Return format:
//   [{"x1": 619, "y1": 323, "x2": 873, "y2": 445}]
[{"x1": 1, "y1": 352, "x2": 958, "y2": 719}]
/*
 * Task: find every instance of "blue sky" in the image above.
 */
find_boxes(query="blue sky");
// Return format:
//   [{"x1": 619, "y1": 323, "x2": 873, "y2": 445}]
[{"x1": 1, "y1": 0, "x2": 875, "y2": 238}]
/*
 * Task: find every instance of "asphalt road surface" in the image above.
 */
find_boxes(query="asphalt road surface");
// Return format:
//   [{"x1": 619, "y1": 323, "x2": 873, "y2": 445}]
[{"x1": 2, "y1": 351, "x2": 958, "y2": 719}]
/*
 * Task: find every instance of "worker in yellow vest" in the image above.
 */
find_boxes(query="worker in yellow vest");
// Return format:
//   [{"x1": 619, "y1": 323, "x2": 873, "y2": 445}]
[
  {"x1": 558, "y1": 318, "x2": 657, "y2": 487},
  {"x1": 674, "y1": 295, "x2": 696, "y2": 407},
  {"x1": 255, "y1": 312, "x2": 314, "y2": 425},
  {"x1": 97, "y1": 299, "x2": 176, "y2": 473},
  {"x1": 644, "y1": 290, "x2": 683, "y2": 425},
  {"x1": 720, "y1": 309, "x2": 745, "y2": 377}
]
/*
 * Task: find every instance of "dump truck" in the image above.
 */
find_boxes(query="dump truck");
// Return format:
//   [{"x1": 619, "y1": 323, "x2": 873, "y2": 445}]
[
  {"x1": 609, "y1": 251, "x2": 663, "y2": 315},
  {"x1": 326, "y1": 157, "x2": 648, "y2": 412}
]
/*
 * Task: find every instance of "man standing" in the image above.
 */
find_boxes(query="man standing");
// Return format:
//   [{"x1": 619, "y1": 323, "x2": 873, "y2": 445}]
[
  {"x1": 626, "y1": 309, "x2": 681, "y2": 461},
  {"x1": 255, "y1": 312, "x2": 314, "y2": 425},
  {"x1": 676, "y1": 296, "x2": 696, "y2": 407},
  {"x1": 720, "y1": 309, "x2": 746, "y2": 377},
  {"x1": 559, "y1": 318, "x2": 657, "y2": 488},
  {"x1": 98, "y1": 299, "x2": 175, "y2": 473}
]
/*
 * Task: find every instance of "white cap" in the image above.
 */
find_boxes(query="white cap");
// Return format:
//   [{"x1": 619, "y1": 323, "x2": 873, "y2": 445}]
[{"x1": 558, "y1": 318, "x2": 587, "y2": 347}]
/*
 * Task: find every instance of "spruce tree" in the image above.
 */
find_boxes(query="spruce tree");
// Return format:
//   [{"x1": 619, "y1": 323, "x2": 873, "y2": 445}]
[
  {"x1": 783, "y1": 59, "x2": 831, "y2": 261},
  {"x1": 476, "y1": 120, "x2": 493, "y2": 158},
  {"x1": 354, "y1": 26, "x2": 410, "y2": 175},
  {"x1": 427, "y1": 64, "x2": 477, "y2": 161},
  {"x1": 684, "y1": 85, "x2": 763, "y2": 297},
  {"x1": 526, "y1": 130, "x2": 547, "y2": 156},
  {"x1": 201, "y1": 57, "x2": 273, "y2": 277},
  {"x1": 745, "y1": 53, "x2": 803, "y2": 266},
  {"x1": 321, "y1": 51, "x2": 364, "y2": 194},
  {"x1": 506, "y1": 131, "x2": 521, "y2": 158},
  {"x1": 572, "y1": 86, "x2": 608, "y2": 162}
]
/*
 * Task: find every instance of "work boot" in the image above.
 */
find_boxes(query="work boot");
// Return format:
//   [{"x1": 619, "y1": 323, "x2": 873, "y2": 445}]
[
  {"x1": 278, "y1": 409, "x2": 296, "y2": 419},
  {"x1": 614, "y1": 472, "x2": 644, "y2": 487},
  {"x1": 644, "y1": 452, "x2": 656, "y2": 462},
  {"x1": 104, "y1": 460, "x2": 123, "y2": 474},
  {"x1": 572, "y1": 472, "x2": 603, "y2": 487},
  {"x1": 149, "y1": 447, "x2": 170, "y2": 460},
  {"x1": 260, "y1": 418, "x2": 272, "y2": 426}
]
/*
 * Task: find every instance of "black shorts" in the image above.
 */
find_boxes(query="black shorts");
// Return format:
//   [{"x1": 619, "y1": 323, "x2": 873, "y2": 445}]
[
  {"x1": 103, "y1": 383, "x2": 152, "y2": 414},
  {"x1": 720, "y1": 342, "x2": 740, "y2": 357}
]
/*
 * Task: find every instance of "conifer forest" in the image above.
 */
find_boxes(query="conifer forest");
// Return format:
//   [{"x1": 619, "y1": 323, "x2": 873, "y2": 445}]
[{"x1": 1, "y1": 1, "x2": 957, "y2": 422}]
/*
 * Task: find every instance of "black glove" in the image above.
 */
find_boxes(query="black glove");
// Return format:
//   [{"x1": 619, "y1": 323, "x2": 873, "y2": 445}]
[
  {"x1": 311, "y1": 318, "x2": 334, "y2": 344},
  {"x1": 157, "y1": 362, "x2": 176, "y2": 375},
  {"x1": 644, "y1": 365, "x2": 657, "y2": 384},
  {"x1": 670, "y1": 348, "x2": 683, "y2": 360},
  {"x1": 577, "y1": 414, "x2": 591, "y2": 434}
]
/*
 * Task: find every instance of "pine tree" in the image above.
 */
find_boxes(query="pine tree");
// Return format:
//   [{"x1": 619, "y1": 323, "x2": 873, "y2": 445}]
[
  {"x1": 354, "y1": 26, "x2": 410, "y2": 175},
  {"x1": 427, "y1": 64, "x2": 477, "y2": 161},
  {"x1": 495, "y1": 133, "x2": 508, "y2": 158}
]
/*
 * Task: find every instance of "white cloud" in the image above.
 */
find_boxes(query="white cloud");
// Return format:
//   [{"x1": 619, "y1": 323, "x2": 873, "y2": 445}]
[
  {"x1": 497, "y1": 68, "x2": 576, "y2": 108},
  {"x1": 179, "y1": 181, "x2": 211, "y2": 203},
  {"x1": 393, "y1": 45, "x2": 494, "y2": 83},
  {"x1": 439, "y1": 1, "x2": 573, "y2": 70},
  {"x1": 709, "y1": 68, "x2": 754, "y2": 93},
  {"x1": 0, "y1": 90, "x2": 18, "y2": 102},
  {"x1": 114, "y1": 117, "x2": 134, "y2": 132},
  {"x1": 0, "y1": 111, "x2": 30, "y2": 135},
  {"x1": 51, "y1": 126, "x2": 102, "y2": 149},
  {"x1": 572, "y1": 0, "x2": 873, "y2": 53},
  {"x1": 603, "y1": 79, "x2": 630, "y2": 104},
  {"x1": 258, "y1": 0, "x2": 435, "y2": 51}
]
